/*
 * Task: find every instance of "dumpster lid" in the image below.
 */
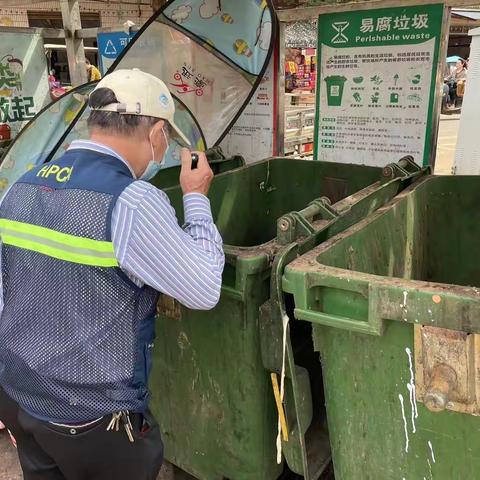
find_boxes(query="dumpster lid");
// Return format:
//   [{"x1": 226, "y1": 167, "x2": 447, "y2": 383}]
[{"x1": 0, "y1": 0, "x2": 277, "y2": 197}]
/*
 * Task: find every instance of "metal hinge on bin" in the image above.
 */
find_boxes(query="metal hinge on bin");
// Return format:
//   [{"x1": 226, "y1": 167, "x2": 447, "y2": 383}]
[
  {"x1": 277, "y1": 197, "x2": 339, "y2": 245},
  {"x1": 415, "y1": 325, "x2": 480, "y2": 415},
  {"x1": 381, "y1": 155, "x2": 422, "y2": 180}
]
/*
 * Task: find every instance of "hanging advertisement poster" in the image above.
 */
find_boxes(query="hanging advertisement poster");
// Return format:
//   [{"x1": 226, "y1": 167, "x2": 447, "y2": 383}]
[
  {"x1": 220, "y1": 54, "x2": 277, "y2": 163},
  {"x1": 0, "y1": 32, "x2": 50, "y2": 163},
  {"x1": 315, "y1": 4, "x2": 444, "y2": 167}
]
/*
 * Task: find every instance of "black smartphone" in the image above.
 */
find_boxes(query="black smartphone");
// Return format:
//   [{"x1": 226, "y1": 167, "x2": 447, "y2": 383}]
[{"x1": 191, "y1": 153, "x2": 199, "y2": 170}]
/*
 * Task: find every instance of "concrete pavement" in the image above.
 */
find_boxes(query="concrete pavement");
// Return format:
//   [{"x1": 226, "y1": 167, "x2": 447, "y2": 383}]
[
  {"x1": 435, "y1": 114, "x2": 460, "y2": 175},
  {"x1": 0, "y1": 430, "x2": 21, "y2": 480}
]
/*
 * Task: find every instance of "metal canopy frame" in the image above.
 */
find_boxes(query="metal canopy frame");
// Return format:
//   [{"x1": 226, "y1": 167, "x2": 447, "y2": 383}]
[{"x1": 277, "y1": 0, "x2": 479, "y2": 21}]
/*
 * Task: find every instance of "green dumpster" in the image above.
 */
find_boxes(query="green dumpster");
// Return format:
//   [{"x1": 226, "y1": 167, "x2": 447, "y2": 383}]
[
  {"x1": 148, "y1": 156, "x2": 426, "y2": 480},
  {"x1": 283, "y1": 175, "x2": 480, "y2": 479},
  {"x1": 153, "y1": 148, "x2": 245, "y2": 190}
]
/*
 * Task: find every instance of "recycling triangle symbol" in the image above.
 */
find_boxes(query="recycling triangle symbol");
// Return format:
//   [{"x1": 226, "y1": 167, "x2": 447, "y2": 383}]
[{"x1": 104, "y1": 40, "x2": 117, "y2": 55}]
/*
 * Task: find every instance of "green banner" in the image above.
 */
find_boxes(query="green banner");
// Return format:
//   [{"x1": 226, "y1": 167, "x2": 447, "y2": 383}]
[{"x1": 314, "y1": 4, "x2": 444, "y2": 167}]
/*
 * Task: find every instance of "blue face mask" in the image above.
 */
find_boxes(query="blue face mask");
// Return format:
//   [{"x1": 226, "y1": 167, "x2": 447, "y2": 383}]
[{"x1": 140, "y1": 128, "x2": 169, "y2": 181}]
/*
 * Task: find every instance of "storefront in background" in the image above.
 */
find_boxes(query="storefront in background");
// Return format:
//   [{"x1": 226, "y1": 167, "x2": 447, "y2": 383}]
[
  {"x1": 284, "y1": 20, "x2": 317, "y2": 157},
  {"x1": 0, "y1": 0, "x2": 152, "y2": 84},
  {"x1": 448, "y1": 9, "x2": 480, "y2": 59}
]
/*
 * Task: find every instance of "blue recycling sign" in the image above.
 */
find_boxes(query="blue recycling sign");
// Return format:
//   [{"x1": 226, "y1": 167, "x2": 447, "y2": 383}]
[{"x1": 97, "y1": 31, "x2": 136, "y2": 75}]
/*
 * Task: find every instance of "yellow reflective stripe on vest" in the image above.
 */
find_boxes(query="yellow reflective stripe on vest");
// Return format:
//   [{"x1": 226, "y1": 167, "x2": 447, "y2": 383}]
[
  {"x1": 0, "y1": 219, "x2": 118, "y2": 267},
  {"x1": 0, "y1": 219, "x2": 114, "y2": 253}
]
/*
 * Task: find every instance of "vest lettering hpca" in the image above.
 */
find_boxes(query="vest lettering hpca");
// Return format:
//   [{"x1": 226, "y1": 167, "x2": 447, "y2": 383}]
[
  {"x1": 0, "y1": 150, "x2": 159, "y2": 422},
  {"x1": 36, "y1": 164, "x2": 73, "y2": 183}
]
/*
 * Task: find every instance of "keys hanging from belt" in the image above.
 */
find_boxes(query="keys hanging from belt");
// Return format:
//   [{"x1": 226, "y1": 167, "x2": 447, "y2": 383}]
[{"x1": 106, "y1": 411, "x2": 134, "y2": 443}]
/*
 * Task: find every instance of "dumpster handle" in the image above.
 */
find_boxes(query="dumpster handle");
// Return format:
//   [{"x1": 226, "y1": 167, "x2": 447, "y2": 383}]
[
  {"x1": 294, "y1": 308, "x2": 383, "y2": 336},
  {"x1": 292, "y1": 280, "x2": 385, "y2": 336}
]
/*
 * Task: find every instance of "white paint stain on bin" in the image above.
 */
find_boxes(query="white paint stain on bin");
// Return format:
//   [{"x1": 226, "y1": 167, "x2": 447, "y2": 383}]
[
  {"x1": 399, "y1": 393, "x2": 409, "y2": 453},
  {"x1": 428, "y1": 440, "x2": 436, "y2": 463},
  {"x1": 405, "y1": 347, "x2": 419, "y2": 433}
]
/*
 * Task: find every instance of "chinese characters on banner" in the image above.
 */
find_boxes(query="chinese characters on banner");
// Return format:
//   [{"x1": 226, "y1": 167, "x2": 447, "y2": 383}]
[
  {"x1": 315, "y1": 4, "x2": 444, "y2": 167},
  {"x1": 170, "y1": 63, "x2": 211, "y2": 97},
  {"x1": 220, "y1": 55, "x2": 276, "y2": 163},
  {"x1": 0, "y1": 32, "x2": 49, "y2": 156},
  {"x1": 0, "y1": 67, "x2": 35, "y2": 122},
  {"x1": 359, "y1": 13, "x2": 429, "y2": 34}
]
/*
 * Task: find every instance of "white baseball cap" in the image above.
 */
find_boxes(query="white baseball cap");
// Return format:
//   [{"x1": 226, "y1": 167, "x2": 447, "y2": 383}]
[{"x1": 91, "y1": 68, "x2": 191, "y2": 146}]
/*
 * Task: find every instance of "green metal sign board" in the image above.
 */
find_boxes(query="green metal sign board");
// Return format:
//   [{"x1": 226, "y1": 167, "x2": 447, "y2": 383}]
[{"x1": 314, "y1": 4, "x2": 444, "y2": 167}]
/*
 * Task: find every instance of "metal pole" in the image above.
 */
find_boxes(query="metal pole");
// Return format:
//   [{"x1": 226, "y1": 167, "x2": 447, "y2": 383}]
[
  {"x1": 277, "y1": 22, "x2": 286, "y2": 157},
  {"x1": 430, "y1": 6, "x2": 451, "y2": 170},
  {"x1": 60, "y1": 0, "x2": 88, "y2": 86}
]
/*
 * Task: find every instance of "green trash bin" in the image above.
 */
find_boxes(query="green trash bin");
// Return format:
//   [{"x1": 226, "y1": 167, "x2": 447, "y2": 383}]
[
  {"x1": 324, "y1": 76, "x2": 347, "y2": 107},
  {"x1": 152, "y1": 148, "x2": 245, "y2": 190},
  {"x1": 149, "y1": 156, "x2": 426, "y2": 480},
  {"x1": 283, "y1": 175, "x2": 480, "y2": 479}
]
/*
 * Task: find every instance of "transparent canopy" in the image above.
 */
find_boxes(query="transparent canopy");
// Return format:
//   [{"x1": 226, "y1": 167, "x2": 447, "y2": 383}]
[{"x1": 0, "y1": 0, "x2": 276, "y2": 198}]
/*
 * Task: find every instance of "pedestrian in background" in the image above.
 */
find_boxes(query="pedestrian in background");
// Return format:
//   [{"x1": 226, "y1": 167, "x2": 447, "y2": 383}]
[
  {"x1": 447, "y1": 58, "x2": 468, "y2": 108},
  {"x1": 86, "y1": 58, "x2": 102, "y2": 82}
]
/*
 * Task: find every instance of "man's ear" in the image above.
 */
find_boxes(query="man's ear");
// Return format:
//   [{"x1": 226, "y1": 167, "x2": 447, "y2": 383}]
[{"x1": 149, "y1": 119, "x2": 165, "y2": 146}]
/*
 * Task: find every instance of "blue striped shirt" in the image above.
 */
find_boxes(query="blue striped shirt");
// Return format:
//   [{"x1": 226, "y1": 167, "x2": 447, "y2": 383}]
[
  {"x1": 0, "y1": 140, "x2": 223, "y2": 314},
  {"x1": 66, "y1": 140, "x2": 225, "y2": 310}
]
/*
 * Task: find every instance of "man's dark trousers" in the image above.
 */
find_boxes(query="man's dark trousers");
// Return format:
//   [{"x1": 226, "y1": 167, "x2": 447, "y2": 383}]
[{"x1": 0, "y1": 387, "x2": 163, "y2": 480}]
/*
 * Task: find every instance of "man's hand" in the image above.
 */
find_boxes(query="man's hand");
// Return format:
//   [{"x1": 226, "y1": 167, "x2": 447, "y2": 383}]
[{"x1": 180, "y1": 149, "x2": 213, "y2": 196}]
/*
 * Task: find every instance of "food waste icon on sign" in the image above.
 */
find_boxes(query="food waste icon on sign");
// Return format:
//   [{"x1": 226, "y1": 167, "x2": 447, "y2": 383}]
[
  {"x1": 407, "y1": 94, "x2": 421, "y2": 102},
  {"x1": 411, "y1": 74, "x2": 421, "y2": 85}
]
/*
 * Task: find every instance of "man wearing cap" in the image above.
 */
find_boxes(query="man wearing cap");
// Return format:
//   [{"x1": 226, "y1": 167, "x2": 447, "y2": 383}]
[{"x1": 0, "y1": 69, "x2": 224, "y2": 479}]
